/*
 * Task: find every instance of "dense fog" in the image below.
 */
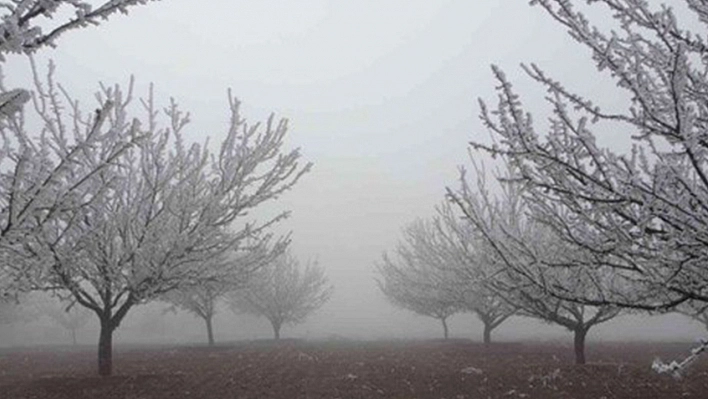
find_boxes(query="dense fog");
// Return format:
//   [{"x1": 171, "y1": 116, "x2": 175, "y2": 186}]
[
  {"x1": 1, "y1": 0, "x2": 706, "y2": 351},
  {"x1": 1, "y1": 292, "x2": 704, "y2": 348}
]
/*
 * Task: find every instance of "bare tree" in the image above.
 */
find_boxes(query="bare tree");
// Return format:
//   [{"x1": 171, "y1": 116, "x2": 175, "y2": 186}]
[
  {"x1": 465, "y1": 0, "x2": 708, "y2": 312},
  {"x1": 164, "y1": 242, "x2": 278, "y2": 346},
  {"x1": 164, "y1": 281, "x2": 229, "y2": 346},
  {"x1": 449, "y1": 165, "x2": 621, "y2": 364},
  {"x1": 510, "y1": 278, "x2": 621, "y2": 365},
  {"x1": 434, "y1": 203, "x2": 516, "y2": 344},
  {"x1": 462, "y1": 291, "x2": 515, "y2": 345},
  {"x1": 0, "y1": 1, "x2": 162, "y2": 60},
  {"x1": 0, "y1": 2, "x2": 160, "y2": 252},
  {"x1": 229, "y1": 251, "x2": 332, "y2": 340},
  {"x1": 376, "y1": 219, "x2": 464, "y2": 340},
  {"x1": 1, "y1": 1, "x2": 164, "y2": 294},
  {"x1": 15, "y1": 62, "x2": 310, "y2": 375},
  {"x1": 0, "y1": 61, "x2": 139, "y2": 300}
]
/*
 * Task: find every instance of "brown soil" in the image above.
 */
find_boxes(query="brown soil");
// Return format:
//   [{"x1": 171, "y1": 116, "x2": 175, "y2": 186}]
[{"x1": 1, "y1": 340, "x2": 706, "y2": 398}]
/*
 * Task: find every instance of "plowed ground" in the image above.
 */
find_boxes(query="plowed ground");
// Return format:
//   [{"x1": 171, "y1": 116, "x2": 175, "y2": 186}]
[{"x1": 1, "y1": 340, "x2": 707, "y2": 398}]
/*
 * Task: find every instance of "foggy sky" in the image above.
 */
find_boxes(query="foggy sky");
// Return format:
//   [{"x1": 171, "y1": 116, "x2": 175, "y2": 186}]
[{"x1": 1, "y1": 0, "x2": 704, "y2": 345}]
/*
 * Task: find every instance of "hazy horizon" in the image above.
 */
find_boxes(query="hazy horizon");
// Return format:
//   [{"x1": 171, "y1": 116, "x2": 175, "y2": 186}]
[{"x1": 1, "y1": 0, "x2": 705, "y2": 348}]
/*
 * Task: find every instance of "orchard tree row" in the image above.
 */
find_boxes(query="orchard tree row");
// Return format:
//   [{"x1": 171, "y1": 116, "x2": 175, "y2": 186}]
[
  {"x1": 378, "y1": 0, "x2": 708, "y2": 374},
  {"x1": 166, "y1": 251, "x2": 332, "y2": 344},
  {"x1": 0, "y1": 1, "x2": 331, "y2": 377},
  {"x1": 2, "y1": 252, "x2": 332, "y2": 347}
]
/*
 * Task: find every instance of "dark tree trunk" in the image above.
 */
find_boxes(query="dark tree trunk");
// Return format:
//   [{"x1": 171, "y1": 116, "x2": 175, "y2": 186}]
[
  {"x1": 272, "y1": 322, "x2": 281, "y2": 340},
  {"x1": 483, "y1": 322, "x2": 492, "y2": 345},
  {"x1": 96, "y1": 299, "x2": 133, "y2": 376},
  {"x1": 441, "y1": 317, "x2": 449, "y2": 340},
  {"x1": 573, "y1": 327, "x2": 588, "y2": 365},
  {"x1": 205, "y1": 315, "x2": 215, "y2": 346},
  {"x1": 98, "y1": 319, "x2": 114, "y2": 376}
]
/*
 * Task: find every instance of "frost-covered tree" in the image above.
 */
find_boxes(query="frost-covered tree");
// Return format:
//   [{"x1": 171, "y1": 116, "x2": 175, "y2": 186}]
[
  {"x1": 376, "y1": 219, "x2": 465, "y2": 340},
  {"x1": 466, "y1": 293, "x2": 514, "y2": 345},
  {"x1": 379, "y1": 207, "x2": 515, "y2": 344},
  {"x1": 229, "y1": 251, "x2": 332, "y2": 340},
  {"x1": 0, "y1": 0, "x2": 164, "y2": 291},
  {"x1": 16, "y1": 63, "x2": 310, "y2": 375},
  {"x1": 0, "y1": 61, "x2": 140, "y2": 300},
  {"x1": 0, "y1": 1, "x2": 162, "y2": 60},
  {"x1": 433, "y1": 203, "x2": 516, "y2": 344},
  {"x1": 164, "y1": 243, "x2": 277, "y2": 346},
  {"x1": 1, "y1": 2, "x2": 162, "y2": 291},
  {"x1": 450, "y1": 0, "x2": 708, "y2": 371},
  {"x1": 467, "y1": 0, "x2": 708, "y2": 312},
  {"x1": 449, "y1": 165, "x2": 621, "y2": 364},
  {"x1": 164, "y1": 281, "x2": 229, "y2": 346}
]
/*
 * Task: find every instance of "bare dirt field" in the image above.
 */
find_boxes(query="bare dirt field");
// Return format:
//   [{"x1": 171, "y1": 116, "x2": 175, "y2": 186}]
[{"x1": 1, "y1": 340, "x2": 707, "y2": 398}]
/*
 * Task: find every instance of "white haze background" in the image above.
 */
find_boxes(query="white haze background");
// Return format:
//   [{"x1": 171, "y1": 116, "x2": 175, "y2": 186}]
[{"x1": 0, "y1": 0, "x2": 703, "y2": 346}]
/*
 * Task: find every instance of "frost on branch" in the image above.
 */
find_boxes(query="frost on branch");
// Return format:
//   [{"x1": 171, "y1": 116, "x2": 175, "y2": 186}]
[
  {"x1": 0, "y1": 1, "x2": 162, "y2": 60},
  {"x1": 466, "y1": 0, "x2": 708, "y2": 313},
  {"x1": 447, "y1": 163, "x2": 621, "y2": 364},
  {"x1": 455, "y1": 0, "x2": 708, "y2": 368},
  {"x1": 0, "y1": 88, "x2": 29, "y2": 116},
  {"x1": 0, "y1": 59, "x2": 140, "y2": 300},
  {"x1": 652, "y1": 339, "x2": 708, "y2": 378}
]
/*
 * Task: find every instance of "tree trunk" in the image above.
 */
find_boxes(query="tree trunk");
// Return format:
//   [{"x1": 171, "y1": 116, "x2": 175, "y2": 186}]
[
  {"x1": 94, "y1": 296, "x2": 134, "y2": 376},
  {"x1": 204, "y1": 315, "x2": 215, "y2": 346},
  {"x1": 272, "y1": 322, "x2": 281, "y2": 340},
  {"x1": 441, "y1": 317, "x2": 449, "y2": 340},
  {"x1": 483, "y1": 322, "x2": 492, "y2": 345},
  {"x1": 573, "y1": 327, "x2": 587, "y2": 365},
  {"x1": 98, "y1": 320, "x2": 114, "y2": 376},
  {"x1": 71, "y1": 328, "x2": 77, "y2": 346}
]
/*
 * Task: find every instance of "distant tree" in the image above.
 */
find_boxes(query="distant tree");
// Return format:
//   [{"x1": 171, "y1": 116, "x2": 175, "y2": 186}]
[
  {"x1": 376, "y1": 219, "x2": 463, "y2": 340},
  {"x1": 0, "y1": 1, "x2": 162, "y2": 60},
  {"x1": 462, "y1": 291, "x2": 515, "y2": 345},
  {"x1": 15, "y1": 63, "x2": 310, "y2": 376},
  {"x1": 38, "y1": 297, "x2": 92, "y2": 345},
  {"x1": 433, "y1": 203, "x2": 517, "y2": 344},
  {"x1": 229, "y1": 251, "x2": 332, "y2": 340},
  {"x1": 164, "y1": 243, "x2": 277, "y2": 346},
  {"x1": 449, "y1": 165, "x2": 621, "y2": 364},
  {"x1": 164, "y1": 282, "x2": 229, "y2": 346}
]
